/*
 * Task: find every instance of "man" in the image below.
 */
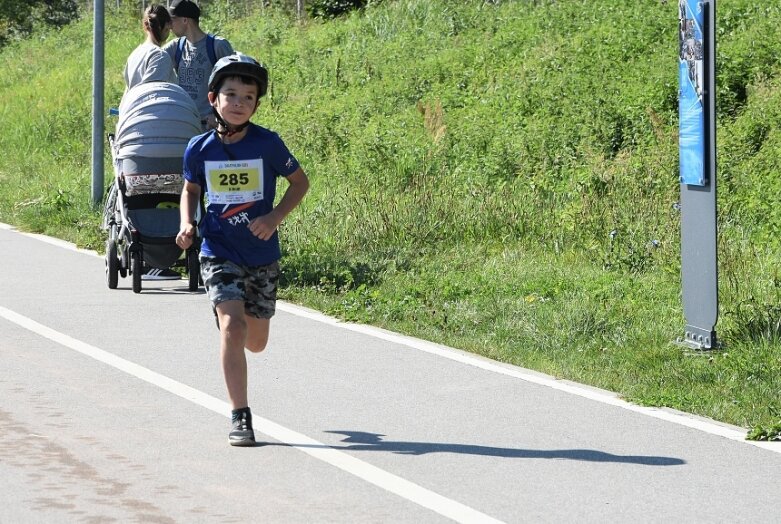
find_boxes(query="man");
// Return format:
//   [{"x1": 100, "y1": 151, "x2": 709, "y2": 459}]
[{"x1": 163, "y1": 0, "x2": 234, "y2": 131}]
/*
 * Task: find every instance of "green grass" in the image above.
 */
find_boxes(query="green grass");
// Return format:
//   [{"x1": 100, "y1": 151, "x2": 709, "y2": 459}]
[{"x1": 0, "y1": 0, "x2": 779, "y2": 437}]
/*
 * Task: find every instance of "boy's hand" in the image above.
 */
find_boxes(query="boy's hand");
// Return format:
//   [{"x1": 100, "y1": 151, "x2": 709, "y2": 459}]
[
  {"x1": 248, "y1": 213, "x2": 280, "y2": 241},
  {"x1": 176, "y1": 223, "x2": 196, "y2": 249}
]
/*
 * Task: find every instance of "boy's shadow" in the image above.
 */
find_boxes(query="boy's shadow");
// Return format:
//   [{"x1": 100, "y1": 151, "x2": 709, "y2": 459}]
[{"x1": 287, "y1": 430, "x2": 685, "y2": 466}]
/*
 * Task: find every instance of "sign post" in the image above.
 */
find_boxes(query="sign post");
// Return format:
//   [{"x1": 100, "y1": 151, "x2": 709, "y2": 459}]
[
  {"x1": 91, "y1": 0, "x2": 105, "y2": 207},
  {"x1": 678, "y1": 0, "x2": 719, "y2": 350}
]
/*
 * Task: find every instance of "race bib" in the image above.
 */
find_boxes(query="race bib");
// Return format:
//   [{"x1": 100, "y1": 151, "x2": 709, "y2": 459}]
[{"x1": 204, "y1": 159, "x2": 263, "y2": 204}]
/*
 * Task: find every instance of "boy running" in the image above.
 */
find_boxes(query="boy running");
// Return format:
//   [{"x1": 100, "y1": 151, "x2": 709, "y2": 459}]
[{"x1": 175, "y1": 53, "x2": 309, "y2": 446}]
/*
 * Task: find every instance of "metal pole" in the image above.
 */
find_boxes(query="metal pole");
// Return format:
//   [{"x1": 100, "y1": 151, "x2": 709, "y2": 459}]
[
  {"x1": 678, "y1": 0, "x2": 718, "y2": 350},
  {"x1": 91, "y1": 0, "x2": 105, "y2": 206}
]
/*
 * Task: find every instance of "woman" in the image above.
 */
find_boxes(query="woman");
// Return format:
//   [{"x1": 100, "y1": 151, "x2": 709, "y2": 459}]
[
  {"x1": 121, "y1": 5, "x2": 183, "y2": 281},
  {"x1": 123, "y1": 4, "x2": 177, "y2": 92}
]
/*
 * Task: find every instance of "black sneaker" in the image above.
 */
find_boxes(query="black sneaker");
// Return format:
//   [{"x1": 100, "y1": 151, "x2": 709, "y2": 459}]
[
  {"x1": 141, "y1": 267, "x2": 180, "y2": 281},
  {"x1": 229, "y1": 408, "x2": 256, "y2": 447}
]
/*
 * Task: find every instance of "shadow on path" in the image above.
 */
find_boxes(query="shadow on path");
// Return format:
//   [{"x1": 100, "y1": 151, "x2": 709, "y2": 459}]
[{"x1": 259, "y1": 430, "x2": 685, "y2": 466}]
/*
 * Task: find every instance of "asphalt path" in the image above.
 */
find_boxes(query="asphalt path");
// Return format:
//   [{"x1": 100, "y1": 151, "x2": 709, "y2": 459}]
[{"x1": 1, "y1": 223, "x2": 779, "y2": 523}]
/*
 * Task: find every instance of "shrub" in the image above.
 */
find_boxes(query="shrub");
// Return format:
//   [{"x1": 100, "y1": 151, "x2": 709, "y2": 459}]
[
  {"x1": 0, "y1": 0, "x2": 78, "y2": 47},
  {"x1": 307, "y1": 0, "x2": 370, "y2": 19}
]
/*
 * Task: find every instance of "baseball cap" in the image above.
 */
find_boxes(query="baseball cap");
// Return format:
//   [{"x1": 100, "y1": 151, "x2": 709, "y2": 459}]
[{"x1": 170, "y1": 0, "x2": 200, "y2": 20}]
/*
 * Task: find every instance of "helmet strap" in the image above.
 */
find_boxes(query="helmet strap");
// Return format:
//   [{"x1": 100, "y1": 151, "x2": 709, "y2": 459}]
[{"x1": 212, "y1": 107, "x2": 251, "y2": 139}]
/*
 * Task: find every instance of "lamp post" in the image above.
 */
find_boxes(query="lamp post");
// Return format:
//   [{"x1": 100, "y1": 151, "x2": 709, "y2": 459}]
[{"x1": 91, "y1": 0, "x2": 105, "y2": 207}]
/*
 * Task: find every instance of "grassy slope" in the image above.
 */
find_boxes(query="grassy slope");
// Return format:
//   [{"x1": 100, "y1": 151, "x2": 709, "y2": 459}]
[{"x1": 0, "y1": 0, "x2": 779, "y2": 435}]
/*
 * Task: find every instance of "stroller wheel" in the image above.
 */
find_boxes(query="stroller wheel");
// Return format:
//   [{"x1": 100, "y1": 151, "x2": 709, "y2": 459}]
[
  {"x1": 131, "y1": 251, "x2": 143, "y2": 294},
  {"x1": 119, "y1": 242, "x2": 128, "y2": 278},
  {"x1": 187, "y1": 248, "x2": 200, "y2": 291},
  {"x1": 105, "y1": 238, "x2": 119, "y2": 289}
]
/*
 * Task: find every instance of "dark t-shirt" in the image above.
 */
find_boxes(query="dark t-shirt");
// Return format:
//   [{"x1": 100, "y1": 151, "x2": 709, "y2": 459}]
[{"x1": 183, "y1": 124, "x2": 301, "y2": 266}]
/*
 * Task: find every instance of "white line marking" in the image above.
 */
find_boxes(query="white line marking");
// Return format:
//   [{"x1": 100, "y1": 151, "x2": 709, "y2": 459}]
[
  {"x1": 0, "y1": 222, "x2": 101, "y2": 256},
  {"x1": 3, "y1": 223, "x2": 779, "y2": 453},
  {"x1": 0, "y1": 305, "x2": 503, "y2": 524}
]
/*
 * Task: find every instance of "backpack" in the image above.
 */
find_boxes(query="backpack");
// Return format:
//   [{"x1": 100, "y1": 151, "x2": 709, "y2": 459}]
[{"x1": 174, "y1": 34, "x2": 217, "y2": 70}]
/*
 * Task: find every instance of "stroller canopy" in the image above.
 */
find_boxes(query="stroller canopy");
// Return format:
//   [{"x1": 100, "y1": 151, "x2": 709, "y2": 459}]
[{"x1": 115, "y1": 82, "x2": 201, "y2": 160}]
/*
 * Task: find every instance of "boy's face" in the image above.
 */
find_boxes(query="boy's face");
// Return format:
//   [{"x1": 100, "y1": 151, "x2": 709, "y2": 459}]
[{"x1": 209, "y1": 77, "x2": 259, "y2": 127}]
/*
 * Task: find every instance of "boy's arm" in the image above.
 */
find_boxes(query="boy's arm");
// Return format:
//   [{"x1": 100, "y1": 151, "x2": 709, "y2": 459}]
[
  {"x1": 176, "y1": 180, "x2": 202, "y2": 250},
  {"x1": 248, "y1": 167, "x2": 310, "y2": 241}
]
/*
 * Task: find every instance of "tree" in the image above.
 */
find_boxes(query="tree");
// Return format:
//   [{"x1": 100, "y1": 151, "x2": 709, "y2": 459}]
[{"x1": 0, "y1": 0, "x2": 78, "y2": 47}]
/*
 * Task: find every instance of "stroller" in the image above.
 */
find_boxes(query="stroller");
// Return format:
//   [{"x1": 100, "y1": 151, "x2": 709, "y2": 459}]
[{"x1": 103, "y1": 81, "x2": 202, "y2": 293}]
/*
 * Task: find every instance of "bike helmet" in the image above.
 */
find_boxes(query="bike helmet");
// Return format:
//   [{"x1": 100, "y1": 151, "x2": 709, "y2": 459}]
[{"x1": 208, "y1": 53, "x2": 268, "y2": 98}]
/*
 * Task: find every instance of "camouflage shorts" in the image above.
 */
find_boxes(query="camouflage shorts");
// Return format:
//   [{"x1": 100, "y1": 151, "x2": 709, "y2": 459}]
[{"x1": 199, "y1": 256, "x2": 279, "y2": 319}]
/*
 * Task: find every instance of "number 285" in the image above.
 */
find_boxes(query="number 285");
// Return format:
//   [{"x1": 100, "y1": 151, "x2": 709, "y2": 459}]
[{"x1": 219, "y1": 172, "x2": 250, "y2": 186}]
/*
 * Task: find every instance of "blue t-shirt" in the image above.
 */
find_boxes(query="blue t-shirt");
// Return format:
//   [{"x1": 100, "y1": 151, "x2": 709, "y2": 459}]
[{"x1": 182, "y1": 124, "x2": 300, "y2": 266}]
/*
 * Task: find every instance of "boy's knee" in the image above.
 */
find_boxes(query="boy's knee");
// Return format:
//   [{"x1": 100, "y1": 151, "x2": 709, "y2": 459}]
[
  {"x1": 221, "y1": 314, "x2": 247, "y2": 340},
  {"x1": 245, "y1": 340, "x2": 267, "y2": 353},
  {"x1": 245, "y1": 331, "x2": 269, "y2": 353},
  {"x1": 244, "y1": 316, "x2": 270, "y2": 353}
]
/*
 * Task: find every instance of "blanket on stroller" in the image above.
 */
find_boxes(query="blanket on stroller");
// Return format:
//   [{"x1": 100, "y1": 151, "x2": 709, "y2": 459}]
[
  {"x1": 115, "y1": 81, "x2": 201, "y2": 161},
  {"x1": 114, "y1": 82, "x2": 201, "y2": 196}
]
